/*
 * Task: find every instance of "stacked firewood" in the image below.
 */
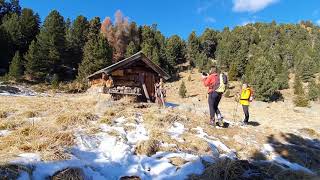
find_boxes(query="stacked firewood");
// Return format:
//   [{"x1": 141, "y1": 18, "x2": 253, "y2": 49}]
[{"x1": 108, "y1": 86, "x2": 142, "y2": 95}]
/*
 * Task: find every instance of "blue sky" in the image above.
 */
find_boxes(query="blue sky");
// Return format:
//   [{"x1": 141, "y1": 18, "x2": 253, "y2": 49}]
[{"x1": 20, "y1": 0, "x2": 320, "y2": 39}]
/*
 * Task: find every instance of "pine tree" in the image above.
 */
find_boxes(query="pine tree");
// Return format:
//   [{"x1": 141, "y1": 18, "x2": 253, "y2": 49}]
[
  {"x1": 250, "y1": 56, "x2": 277, "y2": 101},
  {"x1": 228, "y1": 63, "x2": 237, "y2": 81},
  {"x1": 187, "y1": 31, "x2": 200, "y2": 67},
  {"x1": 77, "y1": 17, "x2": 112, "y2": 81},
  {"x1": 165, "y1": 35, "x2": 185, "y2": 74},
  {"x1": 293, "y1": 75, "x2": 304, "y2": 95},
  {"x1": 293, "y1": 75, "x2": 309, "y2": 107},
  {"x1": 275, "y1": 67, "x2": 289, "y2": 90},
  {"x1": 8, "y1": 51, "x2": 23, "y2": 80},
  {"x1": 297, "y1": 54, "x2": 315, "y2": 82},
  {"x1": 179, "y1": 81, "x2": 187, "y2": 98},
  {"x1": 65, "y1": 15, "x2": 89, "y2": 68},
  {"x1": 199, "y1": 28, "x2": 218, "y2": 59},
  {"x1": 307, "y1": 79, "x2": 319, "y2": 101},
  {"x1": 19, "y1": 8, "x2": 40, "y2": 53},
  {"x1": 36, "y1": 10, "x2": 66, "y2": 75},
  {"x1": 125, "y1": 41, "x2": 138, "y2": 57},
  {"x1": 51, "y1": 73, "x2": 59, "y2": 88},
  {"x1": 24, "y1": 40, "x2": 46, "y2": 80}
]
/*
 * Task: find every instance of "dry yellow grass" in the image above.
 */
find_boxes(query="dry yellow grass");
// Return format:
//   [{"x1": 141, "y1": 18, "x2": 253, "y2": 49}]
[
  {"x1": 135, "y1": 139, "x2": 160, "y2": 156},
  {"x1": 0, "y1": 94, "x2": 105, "y2": 163}
]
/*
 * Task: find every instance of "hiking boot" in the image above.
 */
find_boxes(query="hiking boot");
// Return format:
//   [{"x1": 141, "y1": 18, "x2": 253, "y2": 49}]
[
  {"x1": 240, "y1": 121, "x2": 248, "y2": 126},
  {"x1": 218, "y1": 118, "x2": 224, "y2": 127},
  {"x1": 209, "y1": 120, "x2": 216, "y2": 127}
]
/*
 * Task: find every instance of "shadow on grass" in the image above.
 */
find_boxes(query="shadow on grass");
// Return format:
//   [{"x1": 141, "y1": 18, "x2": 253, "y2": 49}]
[
  {"x1": 247, "y1": 121, "x2": 260, "y2": 127},
  {"x1": 191, "y1": 133, "x2": 320, "y2": 180}
]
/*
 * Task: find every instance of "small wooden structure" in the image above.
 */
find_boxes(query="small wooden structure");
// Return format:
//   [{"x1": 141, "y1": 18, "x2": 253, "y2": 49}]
[{"x1": 87, "y1": 52, "x2": 170, "y2": 102}]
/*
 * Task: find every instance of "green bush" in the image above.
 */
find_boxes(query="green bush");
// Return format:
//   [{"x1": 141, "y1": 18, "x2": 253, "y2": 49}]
[
  {"x1": 294, "y1": 75, "x2": 304, "y2": 95},
  {"x1": 51, "y1": 74, "x2": 59, "y2": 89},
  {"x1": 308, "y1": 79, "x2": 319, "y2": 101},
  {"x1": 294, "y1": 95, "x2": 309, "y2": 107},
  {"x1": 179, "y1": 81, "x2": 187, "y2": 98}
]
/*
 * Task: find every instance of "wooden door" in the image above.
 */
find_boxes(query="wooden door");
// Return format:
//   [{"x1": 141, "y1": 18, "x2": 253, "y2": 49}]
[{"x1": 144, "y1": 72, "x2": 156, "y2": 102}]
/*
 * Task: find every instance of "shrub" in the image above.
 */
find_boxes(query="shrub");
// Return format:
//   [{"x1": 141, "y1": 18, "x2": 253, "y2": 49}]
[
  {"x1": 228, "y1": 63, "x2": 237, "y2": 81},
  {"x1": 308, "y1": 79, "x2": 319, "y2": 101},
  {"x1": 294, "y1": 75, "x2": 304, "y2": 95},
  {"x1": 294, "y1": 95, "x2": 309, "y2": 107},
  {"x1": 8, "y1": 51, "x2": 23, "y2": 81},
  {"x1": 51, "y1": 74, "x2": 59, "y2": 89},
  {"x1": 179, "y1": 81, "x2": 187, "y2": 98}
]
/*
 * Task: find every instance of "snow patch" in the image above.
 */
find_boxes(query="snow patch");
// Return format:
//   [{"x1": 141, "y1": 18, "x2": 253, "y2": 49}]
[
  {"x1": 192, "y1": 126, "x2": 237, "y2": 159},
  {"x1": 13, "y1": 153, "x2": 41, "y2": 163},
  {"x1": 14, "y1": 115, "x2": 210, "y2": 179},
  {"x1": 167, "y1": 122, "x2": 186, "y2": 142},
  {"x1": 0, "y1": 130, "x2": 11, "y2": 137}
]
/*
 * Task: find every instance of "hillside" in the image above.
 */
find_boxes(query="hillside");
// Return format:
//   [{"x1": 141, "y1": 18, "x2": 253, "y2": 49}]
[{"x1": 0, "y1": 70, "x2": 319, "y2": 179}]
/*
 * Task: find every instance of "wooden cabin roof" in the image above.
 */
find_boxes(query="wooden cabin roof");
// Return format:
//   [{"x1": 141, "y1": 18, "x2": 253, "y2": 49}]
[{"x1": 87, "y1": 52, "x2": 171, "y2": 80}]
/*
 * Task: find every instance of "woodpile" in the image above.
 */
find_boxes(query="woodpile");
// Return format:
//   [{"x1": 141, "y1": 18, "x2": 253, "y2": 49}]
[{"x1": 108, "y1": 86, "x2": 142, "y2": 95}]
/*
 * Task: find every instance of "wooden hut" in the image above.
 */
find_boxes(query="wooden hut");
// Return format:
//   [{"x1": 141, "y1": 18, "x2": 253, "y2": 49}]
[{"x1": 87, "y1": 52, "x2": 170, "y2": 102}]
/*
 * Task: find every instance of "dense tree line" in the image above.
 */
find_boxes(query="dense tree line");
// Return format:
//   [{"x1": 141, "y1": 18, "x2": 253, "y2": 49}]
[{"x1": 0, "y1": 0, "x2": 319, "y2": 102}]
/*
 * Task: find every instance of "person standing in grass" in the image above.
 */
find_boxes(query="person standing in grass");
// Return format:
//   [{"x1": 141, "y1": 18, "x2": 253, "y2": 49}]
[
  {"x1": 239, "y1": 83, "x2": 252, "y2": 125},
  {"x1": 202, "y1": 66, "x2": 221, "y2": 127}
]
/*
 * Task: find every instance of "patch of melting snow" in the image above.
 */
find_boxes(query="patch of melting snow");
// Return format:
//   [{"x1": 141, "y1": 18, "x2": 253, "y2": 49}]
[
  {"x1": 160, "y1": 142, "x2": 177, "y2": 148},
  {"x1": 0, "y1": 130, "x2": 11, "y2": 137},
  {"x1": 15, "y1": 114, "x2": 210, "y2": 180},
  {"x1": 13, "y1": 153, "x2": 41, "y2": 164},
  {"x1": 192, "y1": 126, "x2": 237, "y2": 159},
  {"x1": 167, "y1": 122, "x2": 186, "y2": 143}
]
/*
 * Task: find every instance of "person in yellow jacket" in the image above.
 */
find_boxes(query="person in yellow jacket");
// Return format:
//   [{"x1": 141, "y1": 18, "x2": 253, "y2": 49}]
[{"x1": 240, "y1": 83, "x2": 251, "y2": 125}]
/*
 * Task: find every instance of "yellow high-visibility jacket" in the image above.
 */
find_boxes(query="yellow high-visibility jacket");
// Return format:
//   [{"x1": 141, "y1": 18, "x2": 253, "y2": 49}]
[{"x1": 240, "y1": 88, "x2": 251, "y2": 106}]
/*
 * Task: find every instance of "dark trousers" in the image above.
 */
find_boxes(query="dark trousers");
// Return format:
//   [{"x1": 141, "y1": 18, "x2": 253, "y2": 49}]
[
  {"x1": 208, "y1": 92, "x2": 222, "y2": 120},
  {"x1": 242, "y1": 105, "x2": 249, "y2": 122}
]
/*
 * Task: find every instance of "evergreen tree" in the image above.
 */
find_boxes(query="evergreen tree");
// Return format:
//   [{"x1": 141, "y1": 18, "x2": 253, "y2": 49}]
[
  {"x1": 65, "y1": 15, "x2": 89, "y2": 68},
  {"x1": 36, "y1": 10, "x2": 66, "y2": 75},
  {"x1": 179, "y1": 81, "x2": 187, "y2": 98},
  {"x1": 8, "y1": 51, "x2": 22, "y2": 79},
  {"x1": 165, "y1": 35, "x2": 185, "y2": 74},
  {"x1": 228, "y1": 63, "x2": 237, "y2": 81},
  {"x1": 296, "y1": 54, "x2": 316, "y2": 82},
  {"x1": 199, "y1": 28, "x2": 218, "y2": 59},
  {"x1": 77, "y1": 17, "x2": 112, "y2": 81},
  {"x1": 24, "y1": 40, "x2": 45, "y2": 80},
  {"x1": 293, "y1": 75, "x2": 304, "y2": 95},
  {"x1": 187, "y1": 31, "x2": 200, "y2": 67},
  {"x1": 125, "y1": 41, "x2": 138, "y2": 57},
  {"x1": 307, "y1": 79, "x2": 319, "y2": 101},
  {"x1": 250, "y1": 56, "x2": 277, "y2": 101},
  {"x1": 275, "y1": 65, "x2": 289, "y2": 90},
  {"x1": 19, "y1": 8, "x2": 40, "y2": 53}
]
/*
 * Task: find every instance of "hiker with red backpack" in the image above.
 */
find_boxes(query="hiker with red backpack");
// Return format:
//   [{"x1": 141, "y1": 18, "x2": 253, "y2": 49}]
[
  {"x1": 239, "y1": 83, "x2": 254, "y2": 125},
  {"x1": 202, "y1": 66, "x2": 225, "y2": 127}
]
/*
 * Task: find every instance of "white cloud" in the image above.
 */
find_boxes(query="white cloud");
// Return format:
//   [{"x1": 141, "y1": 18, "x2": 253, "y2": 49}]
[
  {"x1": 316, "y1": 19, "x2": 320, "y2": 26},
  {"x1": 233, "y1": 0, "x2": 279, "y2": 13},
  {"x1": 204, "y1": 16, "x2": 216, "y2": 23},
  {"x1": 241, "y1": 20, "x2": 255, "y2": 26}
]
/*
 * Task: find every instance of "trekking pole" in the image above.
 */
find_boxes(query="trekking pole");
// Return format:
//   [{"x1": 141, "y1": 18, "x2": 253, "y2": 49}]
[{"x1": 232, "y1": 99, "x2": 239, "y2": 123}]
